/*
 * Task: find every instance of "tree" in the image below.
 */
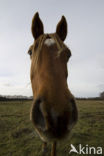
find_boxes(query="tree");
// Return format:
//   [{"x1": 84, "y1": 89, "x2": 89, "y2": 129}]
[{"x1": 100, "y1": 92, "x2": 104, "y2": 99}]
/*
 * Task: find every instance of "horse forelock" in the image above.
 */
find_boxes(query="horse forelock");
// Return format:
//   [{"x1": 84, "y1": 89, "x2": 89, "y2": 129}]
[{"x1": 32, "y1": 33, "x2": 70, "y2": 69}]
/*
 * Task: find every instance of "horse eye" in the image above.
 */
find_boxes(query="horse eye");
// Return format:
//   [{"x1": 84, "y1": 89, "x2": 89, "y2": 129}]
[
  {"x1": 67, "y1": 49, "x2": 71, "y2": 61},
  {"x1": 28, "y1": 50, "x2": 32, "y2": 56}
]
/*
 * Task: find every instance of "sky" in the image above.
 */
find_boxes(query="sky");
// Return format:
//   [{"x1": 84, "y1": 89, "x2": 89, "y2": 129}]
[{"x1": 0, "y1": 0, "x2": 104, "y2": 97}]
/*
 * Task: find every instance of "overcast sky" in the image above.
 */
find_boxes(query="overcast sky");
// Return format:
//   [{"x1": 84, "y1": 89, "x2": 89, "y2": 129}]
[{"x1": 0, "y1": 0, "x2": 104, "y2": 97}]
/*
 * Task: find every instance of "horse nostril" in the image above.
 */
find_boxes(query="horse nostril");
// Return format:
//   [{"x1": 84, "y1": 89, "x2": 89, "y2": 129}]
[{"x1": 31, "y1": 97, "x2": 46, "y2": 130}]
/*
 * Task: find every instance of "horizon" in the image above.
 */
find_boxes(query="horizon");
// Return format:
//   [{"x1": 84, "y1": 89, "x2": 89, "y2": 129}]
[
  {"x1": 0, "y1": 0, "x2": 104, "y2": 97},
  {"x1": 0, "y1": 94, "x2": 101, "y2": 98}
]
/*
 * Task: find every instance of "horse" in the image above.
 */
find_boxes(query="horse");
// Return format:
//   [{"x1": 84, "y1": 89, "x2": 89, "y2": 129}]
[{"x1": 28, "y1": 12, "x2": 78, "y2": 156}]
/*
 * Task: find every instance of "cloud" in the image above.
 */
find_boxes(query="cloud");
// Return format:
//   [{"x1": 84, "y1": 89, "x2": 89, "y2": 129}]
[
  {"x1": 2, "y1": 83, "x2": 14, "y2": 87},
  {"x1": 0, "y1": 82, "x2": 32, "y2": 97}
]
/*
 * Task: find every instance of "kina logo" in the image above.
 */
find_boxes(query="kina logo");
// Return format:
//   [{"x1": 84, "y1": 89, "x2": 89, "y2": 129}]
[{"x1": 69, "y1": 144, "x2": 103, "y2": 155}]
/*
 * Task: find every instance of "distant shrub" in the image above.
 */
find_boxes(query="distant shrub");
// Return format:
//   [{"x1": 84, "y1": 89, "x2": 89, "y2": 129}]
[{"x1": 100, "y1": 91, "x2": 104, "y2": 99}]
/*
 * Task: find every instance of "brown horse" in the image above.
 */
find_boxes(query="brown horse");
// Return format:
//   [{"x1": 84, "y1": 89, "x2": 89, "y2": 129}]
[{"x1": 28, "y1": 12, "x2": 78, "y2": 156}]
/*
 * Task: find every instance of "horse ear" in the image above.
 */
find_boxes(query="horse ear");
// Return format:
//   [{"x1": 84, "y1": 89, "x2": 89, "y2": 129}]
[
  {"x1": 56, "y1": 16, "x2": 67, "y2": 41},
  {"x1": 31, "y1": 12, "x2": 44, "y2": 40}
]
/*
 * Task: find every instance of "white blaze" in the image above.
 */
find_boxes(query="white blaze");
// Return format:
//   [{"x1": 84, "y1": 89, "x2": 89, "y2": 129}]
[{"x1": 44, "y1": 38, "x2": 55, "y2": 46}]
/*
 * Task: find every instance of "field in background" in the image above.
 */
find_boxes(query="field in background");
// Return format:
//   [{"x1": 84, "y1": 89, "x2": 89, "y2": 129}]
[{"x1": 0, "y1": 100, "x2": 104, "y2": 156}]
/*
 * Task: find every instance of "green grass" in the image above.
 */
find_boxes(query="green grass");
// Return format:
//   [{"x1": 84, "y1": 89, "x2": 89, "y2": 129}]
[{"x1": 0, "y1": 100, "x2": 104, "y2": 156}]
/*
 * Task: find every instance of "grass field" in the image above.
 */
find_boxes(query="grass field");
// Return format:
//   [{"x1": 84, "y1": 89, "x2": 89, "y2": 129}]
[{"x1": 0, "y1": 100, "x2": 104, "y2": 156}]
